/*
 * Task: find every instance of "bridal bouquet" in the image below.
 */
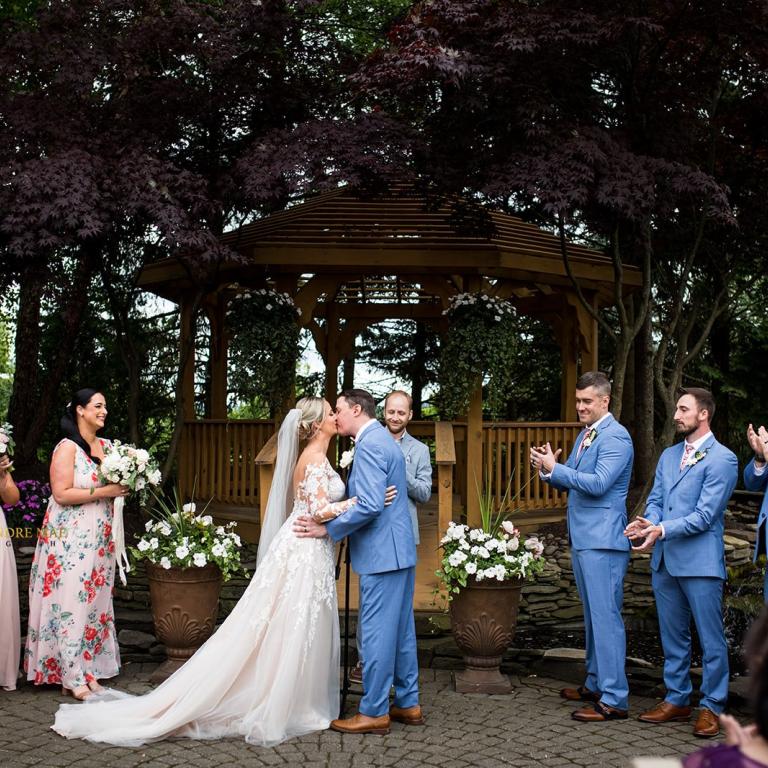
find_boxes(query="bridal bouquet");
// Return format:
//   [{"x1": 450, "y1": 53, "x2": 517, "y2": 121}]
[
  {"x1": 0, "y1": 422, "x2": 15, "y2": 458},
  {"x1": 131, "y1": 491, "x2": 244, "y2": 582},
  {"x1": 98, "y1": 441, "x2": 162, "y2": 585},
  {"x1": 98, "y1": 441, "x2": 162, "y2": 499}
]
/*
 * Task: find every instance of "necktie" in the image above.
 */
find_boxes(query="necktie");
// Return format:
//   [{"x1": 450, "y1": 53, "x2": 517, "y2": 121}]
[{"x1": 680, "y1": 443, "x2": 694, "y2": 471}]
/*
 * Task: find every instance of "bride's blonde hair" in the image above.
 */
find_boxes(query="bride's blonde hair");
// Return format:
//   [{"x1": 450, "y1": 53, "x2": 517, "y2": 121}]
[{"x1": 296, "y1": 396, "x2": 327, "y2": 440}]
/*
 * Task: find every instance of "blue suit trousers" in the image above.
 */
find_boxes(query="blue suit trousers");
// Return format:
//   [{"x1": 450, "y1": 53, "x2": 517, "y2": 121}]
[
  {"x1": 571, "y1": 548, "x2": 630, "y2": 709},
  {"x1": 358, "y1": 567, "x2": 419, "y2": 717},
  {"x1": 652, "y1": 560, "x2": 729, "y2": 713}
]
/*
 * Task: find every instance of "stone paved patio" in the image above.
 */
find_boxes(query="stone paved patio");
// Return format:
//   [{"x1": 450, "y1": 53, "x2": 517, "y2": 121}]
[{"x1": 0, "y1": 662, "x2": 747, "y2": 768}]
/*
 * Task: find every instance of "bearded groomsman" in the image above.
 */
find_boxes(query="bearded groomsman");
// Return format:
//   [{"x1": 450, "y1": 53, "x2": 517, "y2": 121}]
[
  {"x1": 350, "y1": 390, "x2": 432, "y2": 685},
  {"x1": 744, "y1": 422, "x2": 768, "y2": 601},
  {"x1": 531, "y1": 371, "x2": 634, "y2": 722},
  {"x1": 626, "y1": 387, "x2": 738, "y2": 738}
]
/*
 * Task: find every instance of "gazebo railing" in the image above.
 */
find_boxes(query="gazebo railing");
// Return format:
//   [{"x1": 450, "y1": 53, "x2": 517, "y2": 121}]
[
  {"x1": 178, "y1": 418, "x2": 582, "y2": 533},
  {"x1": 179, "y1": 419, "x2": 274, "y2": 506},
  {"x1": 481, "y1": 422, "x2": 582, "y2": 513}
]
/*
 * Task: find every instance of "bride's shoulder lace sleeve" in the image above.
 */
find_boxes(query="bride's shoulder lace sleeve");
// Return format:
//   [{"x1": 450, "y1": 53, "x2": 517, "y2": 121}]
[{"x1": 299, "y1": 460, "x2": 355, "y2": 522}]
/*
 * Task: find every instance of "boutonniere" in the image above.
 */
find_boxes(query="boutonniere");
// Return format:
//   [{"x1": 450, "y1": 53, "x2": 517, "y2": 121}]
[
  {"x1": 339, "y1": 443, "x2": 355, "y2": 469},
  {"x1": 686, "y1": 449, "x2": 708, "y2": 467},
  {"x1": 582, "y1": 427, "x2": 598, "y2": 449}
]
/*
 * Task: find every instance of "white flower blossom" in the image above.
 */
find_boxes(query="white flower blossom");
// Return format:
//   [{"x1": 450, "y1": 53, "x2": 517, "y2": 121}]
[
  {"x1": 137, "y1": 539, "x2": 151, "y2": 552},
  {"x1": 193, "y1": 552, "x2": 207, "y2": 567},
  {"x1": 175, "y1": 545, "x2": 189, "y2": 559}
]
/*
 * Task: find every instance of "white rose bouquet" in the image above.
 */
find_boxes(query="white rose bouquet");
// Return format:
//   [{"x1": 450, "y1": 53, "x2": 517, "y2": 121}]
[
  {"x1": 97, "y1": 441, "x2": 162, "y2": 586},
  {"x1": 0, "y1": 422, "x2": 15, "y2": 458},
  {"x1": 131, "y1": 490, "x2": 245, "y2": 582},
  {"x1": 98, "y1": 441, "x2": 162, "y2": 497}
]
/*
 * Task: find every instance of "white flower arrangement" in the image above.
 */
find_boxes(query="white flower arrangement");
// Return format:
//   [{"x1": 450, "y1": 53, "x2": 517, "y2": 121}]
[
  {"x1": 438, "y1": 520, "x2": 545, "y2": 595},
  {"x1": 226, "y1": 287, "x2": 301, "y2": 317},
  {"x1": 0, "y1": 422, "x2": 14, "y2": 457},
  {"x1": 437, "y1": 476, "x2": 545, "y2": 596},
  {"x1": 442, "y1": 291, "x2": 515, "y2": 318},
  {"x1": 131, "y1": 489, "x2": 244, "y2": 582}
]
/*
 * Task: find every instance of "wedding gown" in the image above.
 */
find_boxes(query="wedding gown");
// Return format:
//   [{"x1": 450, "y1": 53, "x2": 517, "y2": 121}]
[{"x1": 53, "y1": 459, "x2": 346, "y2": 747}]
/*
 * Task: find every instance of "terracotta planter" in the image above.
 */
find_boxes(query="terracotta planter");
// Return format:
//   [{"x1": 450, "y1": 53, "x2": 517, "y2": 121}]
[
  {"x1": 449, "y1": 576, "x2": 522, "y2": 694},
  {"x1": 145, "y1": 561, "x2": 222, "y2": 682}
]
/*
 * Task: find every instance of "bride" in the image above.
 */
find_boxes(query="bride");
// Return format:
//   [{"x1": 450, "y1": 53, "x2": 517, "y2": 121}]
[{"x1": 53, "y1": 397, "x2": 386, "y2": 747}]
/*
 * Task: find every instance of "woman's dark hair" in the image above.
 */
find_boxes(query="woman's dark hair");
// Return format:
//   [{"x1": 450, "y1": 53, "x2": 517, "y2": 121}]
[
  {"x1": 60, "y1": 388, "x2": 103, "y2": 465},
  {"x1": 746, "y1": 607, "x2": 768, "y2": 738}
]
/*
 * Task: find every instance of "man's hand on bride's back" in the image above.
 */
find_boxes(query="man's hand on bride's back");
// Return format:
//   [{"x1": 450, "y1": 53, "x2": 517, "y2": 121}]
[
  {"x1": 384, "y1": 485, "x2": 397, "y2": 506},
  {"x1": 293, "y1": 515, "x2": 328, "y2": 538}
]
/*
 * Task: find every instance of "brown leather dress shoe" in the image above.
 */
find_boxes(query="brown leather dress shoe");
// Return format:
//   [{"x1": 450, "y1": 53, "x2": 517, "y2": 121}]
[
  {"x1": 330, "y1": 713, "x2": 391, "y2": 735},
  {"x1": 637, "y1": 701, "x2": 692, "y2": 723},
  {"x1": 389, "y1": 705, "x2": 425, "y2": 725},
  {"x1": 571, "y1": 702, "x2": 628, "y2": 722},
  {"x1": 560, "y1": 686, "x2": 601, "y2": 703},
  {"x1": 693, "y1": 708, "x2": 720, "y2": 738},
  {"x1": 348, "y1": 662, "x2": 363, "y2": 685}
]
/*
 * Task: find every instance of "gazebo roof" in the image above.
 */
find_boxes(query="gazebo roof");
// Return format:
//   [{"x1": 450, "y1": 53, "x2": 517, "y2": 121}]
[{"x1": 138, "y1": 185, "x2": 642, "y2": 304}]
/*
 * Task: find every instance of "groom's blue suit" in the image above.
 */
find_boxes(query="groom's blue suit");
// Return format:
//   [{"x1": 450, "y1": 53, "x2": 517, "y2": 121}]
[
  {"x1": 544, "y1": 413, "x2": 634, "y2": 710},
  {"x1": 643, "y1": 434, "x2": 738, "y2": 714},
  {"x1": 326, "y1": 420, "x2": 419, "y2": 717}
]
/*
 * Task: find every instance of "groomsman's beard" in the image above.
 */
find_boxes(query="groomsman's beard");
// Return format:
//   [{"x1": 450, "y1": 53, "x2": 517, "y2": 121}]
[{"x1": 675, "y1": 422, "x2": 698, "y2": 438}]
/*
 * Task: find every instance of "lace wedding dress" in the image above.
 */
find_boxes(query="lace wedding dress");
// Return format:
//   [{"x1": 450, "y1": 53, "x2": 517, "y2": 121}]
[{"x1": 53, "y1": 459, "x2": 347, "y2": 747}]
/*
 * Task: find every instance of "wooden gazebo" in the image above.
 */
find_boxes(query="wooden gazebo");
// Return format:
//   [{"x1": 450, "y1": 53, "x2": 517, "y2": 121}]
[{"x1": 139, "y1": 186, "x2": 641, "y2": 570}]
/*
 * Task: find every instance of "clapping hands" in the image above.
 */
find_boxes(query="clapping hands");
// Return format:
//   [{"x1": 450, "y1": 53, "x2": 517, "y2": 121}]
[
  {"x1": 530, "y1": 443, "x2": 562, "y2": 474},
  {"x1": 747, "y1": 423, "x2": 768, "y2": 463},
  {"x1": 624, "y1": 516, "x2": 662, "y2": 553}
]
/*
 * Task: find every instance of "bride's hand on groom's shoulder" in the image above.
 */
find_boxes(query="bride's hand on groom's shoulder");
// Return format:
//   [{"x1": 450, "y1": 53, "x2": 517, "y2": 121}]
[{"x1": 293, "y1": 515, "x2": 328, "y2": 538}]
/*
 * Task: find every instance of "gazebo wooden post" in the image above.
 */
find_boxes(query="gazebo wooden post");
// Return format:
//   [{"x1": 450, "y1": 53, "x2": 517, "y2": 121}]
[
  {"x1": 208, "y1": 294, "x2": 228, "y2": 420},
  {"x1": 179, "y1": 297, "x2": 197, "y2": 420},
  {"x1": 465, "y1": 377, "x2": 483, "y2": 527},
  {"x1": 463, "y1": 275, "x2": 484, "y2": 527}
]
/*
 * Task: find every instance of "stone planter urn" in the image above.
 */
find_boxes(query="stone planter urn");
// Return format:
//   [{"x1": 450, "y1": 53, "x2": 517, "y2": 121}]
[
  {"x1": 145, "y1": 561, "x2": 222, "y2": 683},
  {"x1": 449, "y1": 576, "x2": 522, "y2": 694}
]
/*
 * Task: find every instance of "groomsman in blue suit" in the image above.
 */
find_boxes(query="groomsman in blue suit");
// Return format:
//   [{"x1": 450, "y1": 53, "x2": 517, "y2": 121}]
[
  {"x1": 531, "y1": 371, "x2": 634, "y2": 722},
  {"x1": 744, "y1": 422, "x2": 768, "y2": 601},
  {"x1": 626, "y1": 387, "x2": 738, "y2": 738},
  {"x1": 295, "y1": 389, "x2": 421, "y2": 735}
]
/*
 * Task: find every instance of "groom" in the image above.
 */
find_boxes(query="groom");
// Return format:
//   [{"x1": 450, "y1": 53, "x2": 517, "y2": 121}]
[{"x1": 294, "y1": 389, "x2": 422, "y2": 735}]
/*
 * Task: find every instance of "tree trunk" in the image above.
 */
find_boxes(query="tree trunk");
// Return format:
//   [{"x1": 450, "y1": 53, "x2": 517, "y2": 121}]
[
  {"x1": 22, "y1": 247, "x2": 99, "y2": 460},
  {"x1": 633, "y1": 311, "x2": 655, "y2": 485},
  {"x1": 8, "y1": 261, "x2": 48, "y2": 469},
  {"x1": 710, "y1": 305, "x2": 731, "y2": 441}
]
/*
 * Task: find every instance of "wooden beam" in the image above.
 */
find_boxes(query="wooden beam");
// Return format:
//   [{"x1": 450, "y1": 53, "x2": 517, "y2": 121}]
[
  {"x1": 435, "y1": 422, "x2": 456, "y2": 544},
  {"x1": 312, "y1": 303, "x2": 443, "y2": 321}
]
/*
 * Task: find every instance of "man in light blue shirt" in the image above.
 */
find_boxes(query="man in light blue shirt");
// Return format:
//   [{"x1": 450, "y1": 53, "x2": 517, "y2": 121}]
[{"x1": 350, "y1": 390, "x2": 432, "y2": 685}]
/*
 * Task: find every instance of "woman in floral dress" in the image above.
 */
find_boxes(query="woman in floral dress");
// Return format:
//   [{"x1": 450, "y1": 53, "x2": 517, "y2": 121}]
[
  {"x1": 25, "y1": 388, "x2": 129, "y2": 700},
  {"x1": 0, "y1": 453, "x2": 21, "y2": 691}
]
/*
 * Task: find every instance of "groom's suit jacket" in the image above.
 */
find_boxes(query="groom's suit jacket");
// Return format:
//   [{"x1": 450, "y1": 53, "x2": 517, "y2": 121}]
[
  {"x1": 744, "y1": 458, "x2": 768, "y2": 562},
  {"x1": 326, "y1": 421, "x2": 416, "y2": 575},
  {"x1": 643, "y1": 434, "x2": 738, "y2": 578},
  {"x1": 546, "y1": 413, "x2": 634, "y2": 551}
]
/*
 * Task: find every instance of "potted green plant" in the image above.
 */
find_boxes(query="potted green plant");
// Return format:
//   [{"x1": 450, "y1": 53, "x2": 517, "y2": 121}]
[
  {"x1": 437, "y1": 480, "x2": 546, "y2": 694},
  {"x1": 131, "y1": 491, "x2": 245, "y2": 682}
]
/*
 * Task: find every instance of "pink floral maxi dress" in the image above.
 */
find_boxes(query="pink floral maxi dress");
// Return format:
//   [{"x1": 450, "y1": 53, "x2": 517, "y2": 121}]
[{"x1": 25, "y1": 439, "x2": 120, "y2": 688}]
